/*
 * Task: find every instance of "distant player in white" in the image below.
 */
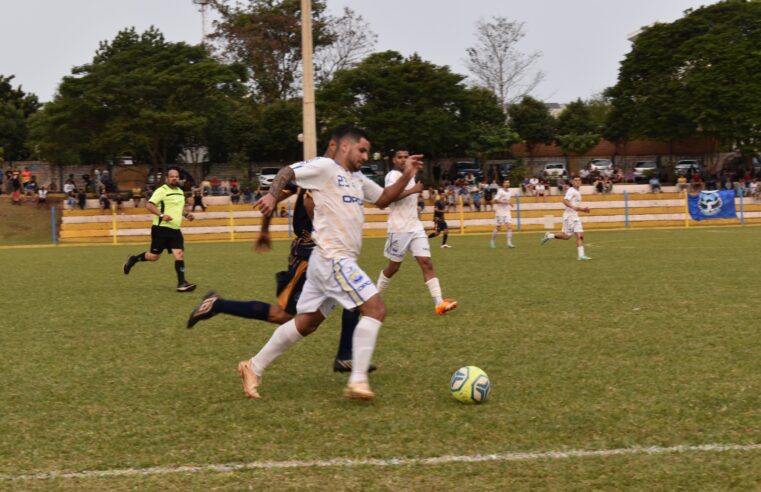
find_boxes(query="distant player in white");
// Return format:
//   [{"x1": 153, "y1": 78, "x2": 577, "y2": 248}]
[
  {"x1": 541, "y1": 175, "x2": 592, "y2": 260},
  {"x1": 490, "y1": 179, "x2": 515, "y2": 249},
  {"x1": 237, "y1": 126, "x2": 424, "y2": 401},
  {"x1": 376, "y1": 149, "x2": 458, "y2": 316}
]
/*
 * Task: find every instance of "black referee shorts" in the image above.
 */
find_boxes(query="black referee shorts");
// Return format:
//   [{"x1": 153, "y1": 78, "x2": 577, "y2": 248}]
[
  {"x1": 150, "y1": 225, "x2": 184, "y2": 254},
  {"x1": 435, "y1": 219, "x2": 449, "y2": 233}
]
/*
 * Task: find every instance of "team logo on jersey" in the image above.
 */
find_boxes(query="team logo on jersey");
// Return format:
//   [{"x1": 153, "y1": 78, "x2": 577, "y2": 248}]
[{"x1": 348, "y1": 270, "x2": 364, "y2": 284}]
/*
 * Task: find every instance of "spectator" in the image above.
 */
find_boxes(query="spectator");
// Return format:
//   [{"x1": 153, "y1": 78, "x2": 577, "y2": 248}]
[
  {"x1": 676, "y1": 175, "x2": 689, "y2": 194},
  {"x1": 77, "y1": 189, "x2": 87, "y2": 210},
  {"x1": 25, "y1": 176, "x2": 39, "y2": 195},
  {"x1": 63, "y1": 175, "x2": 76, "y2": 196},
  {"x1": 243, "y1": 187, "x2": 253, "y2": 204},
  {"x1": 750, "y1": 179, "x2": 760, "y2": 201},
  {"x1": 529, "y1": 176, "x2": 539, "y2": 196},
  {"x1": 230, "y1": 184, "x2": 241, "y2": 204},
  {"x1": 20, "y1": 167, "x2": 31, "y2": 188},
  {"x1": 230, "y1": 177, "x2": 239, "y2": 190},
  {"x1": 210, "y1": 176, "x2": 221, "y2": 195},
  {"x1": 253, "y1": 188, "x2": 263, "y2": 203},
  {"x1": 470, "y1": 184, "x2": 481, "y2": 212},
  {"x1": 99, "y1": 190, "x2": 111, "y2": 212},
  {"x1": 459, "y1": 185, "x2": 473, "y2": 210},
  {"x1": 279, "y1": 206, "x2": 288, "y2": 217},
  {"x1": 649, "y1": 175, "x2": 662, "y2": 193},
  {"x1": 5, "y1": 170, "x2": 13, "y2": 194},
  {"x1": 417, "y1": 192, "x2": 425, "y2": 218},
  {"x1": 82, "y1": 173, "x2": 93, "y2": 192},
  {"x1": 37, "y1": 186, "x2": 48, "y2": 207},
  {"x1": 691, "y1": 172, "x2": 704, "y2": 192},
  {"x1": 132, "y1": 186, "x2": 143, "y2": 208},
  {"x1": 464, "y1": 172, "x2": 476, "y2": 187},
  {"x1": 446, "y1": 188, "x2": 457, "y2": 212},
  {"x1": 66, "y1": 189, "x2": 76, "y2": 209},
  {"x1": 535, "y1": 180, "x2": 547, "y2": 202},
  {"x1": 191, "y1": 186, "x2": 206, "y2": 212},
  {"x1": 483, "y1": 180, "x2": 496, "y2": 211},
  {"x1": 603, "y1": 177, "x2": 613, "y2": 194},
  {"x1": 579, "y1": 167, "x2": 590, "y2": 184},
  {"x1": 594, "y1": 177, "x2": 604, "y2": 194},
  {"x1": 114, "y1": 193, "x2": 124, "y2": 213},
  {"x1": 556, "y1": 177, "x2": 568, "y2": 194},
  {"x1": 220, "y1": 178, "x2": 230, "y2": 196},
  {"x1": 10, "y1": 172, "x2": 22, "y2": 205},
  {"x1": 201, "y1": 176, "x2": 211, "y2": 196}
]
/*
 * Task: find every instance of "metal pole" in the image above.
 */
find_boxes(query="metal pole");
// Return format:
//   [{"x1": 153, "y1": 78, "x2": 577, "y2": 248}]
[
  {"x1": 111, "y1": 203, "x2": 118, "y2": 245},
  {"x1": 287, "y1": 200, "x2": 293, "y2": 238},
  {"x1": 515, "y1": 195, "x2": 521, "y2": 231},
  {"x1": 51, "y1": 206, "x2": 58, "y2": 245},
  {"x1": 301, "y1": 0, "x2": 317, "y2": 160},
  {"x1": 739, "y1": 189, "x2": 744, "y2": 225},
  {"x1": 684, "y1": 193, "x2": 690, "y2": 228},
  {"x1": 624, "y1": 190, "x2": 629, "y2": 228}
]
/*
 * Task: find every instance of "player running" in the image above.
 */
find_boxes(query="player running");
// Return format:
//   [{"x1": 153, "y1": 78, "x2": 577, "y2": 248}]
[
  {"x1": 238, "y1": 125, "x2": 423, "y2": 401},
  {"x1": 123, "y1": 168, "x2": 196, "y2": 292},
  {"x1": 490, "y1": 179, "x2": 515, "y2": 249},
  {"x1": 376, "y1": 149, "x2": 457, "y2": 316},
  {"x1": 541, "y1": 175, "x2": 592, "y2": 260},
  {"x1": 427, "y1": 193, "x2": 451, "y2": 248}
]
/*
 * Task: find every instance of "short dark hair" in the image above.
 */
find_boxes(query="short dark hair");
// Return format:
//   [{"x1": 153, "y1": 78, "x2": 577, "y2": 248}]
[
  {"x1": 330, "y1": 124, "x2": 369, "y2": 144},
  {"x1": 391, "y1": 147, "x2": 410, "y2": 157},
  {"x1": 572, "y1": 175, "x2": 581, "y2": 180},
  {"x1": 167, "y1": 166, "x2": 181, "y2": 175}
]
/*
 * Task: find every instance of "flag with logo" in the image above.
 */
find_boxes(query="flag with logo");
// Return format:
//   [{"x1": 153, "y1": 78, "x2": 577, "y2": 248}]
[{"x1": 687, "y1": 190, "x2": 737, "y2": 221}]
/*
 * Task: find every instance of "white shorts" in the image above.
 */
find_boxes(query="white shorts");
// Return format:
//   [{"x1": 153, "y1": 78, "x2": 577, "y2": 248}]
[
  {"x1": 383, "y1": 230, "x2": 431, "y2": 262},
  {"x1": 495, "y1": 214, "x2": 513, "y2": 226},
  {"x1": 562, "y1": 215, "x2": 584, "y2": 235},
  {"x1": 297, "y1": 255, "x2": 378, "y2": 317}
]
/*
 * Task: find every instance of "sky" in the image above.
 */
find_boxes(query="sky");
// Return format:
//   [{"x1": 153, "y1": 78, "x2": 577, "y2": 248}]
[{"x1": 1, "y1": 0, "x2": 716, "y2": 104}]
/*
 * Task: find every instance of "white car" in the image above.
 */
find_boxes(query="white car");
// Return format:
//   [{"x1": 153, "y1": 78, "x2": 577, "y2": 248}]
[
  {"x1": 588, "y1": 159, "x2": 613, "y2": 172},
  {"x1": 542, "y1": 162, "x2": 568, "y2": 178},
  {"x1": 257, "y1": 167, "x2": 281, "y2": 189}
]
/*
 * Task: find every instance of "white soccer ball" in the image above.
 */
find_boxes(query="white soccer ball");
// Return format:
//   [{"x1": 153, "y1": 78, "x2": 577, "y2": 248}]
[{"x1": 450, "y1": 366, "x2": 491, "y2": 404}]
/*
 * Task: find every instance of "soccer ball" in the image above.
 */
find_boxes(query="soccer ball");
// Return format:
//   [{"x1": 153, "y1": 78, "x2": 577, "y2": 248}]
[{"x1": 450, "y1": 366, "x2": 491, "y2": 404}]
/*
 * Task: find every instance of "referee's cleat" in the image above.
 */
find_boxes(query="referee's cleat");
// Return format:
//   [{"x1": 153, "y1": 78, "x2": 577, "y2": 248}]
[
  {"x1": 440, "y1": 244, "x2": 452, "y2": 249},
  {"x1": 237, "y1": 360, "x2": 261, "y2": 399},
  {"x1": 344, "y1": 381, "x2": 375, "y2": 401},
  {"x1": 435, "y1": 298, "x2": 459, "y2": 316},
  {"x1": 177, "y1": 281, "x2": 197, "y2": 293},
  {"x1": 123, "y1": 254, "x2": 136, "y2": 275},
  {"x1": 187, "y1": 291, "x2": 219, "y2": 329},
  {"x1": 333, "y1": 359, "x2": 377, "y2": 373},
  {"x1": 540, "y1": 233, "x2": 551, "y2": 245},
  {"x1": 578, "y1": 255, "x2": 592, "y2": 261}
]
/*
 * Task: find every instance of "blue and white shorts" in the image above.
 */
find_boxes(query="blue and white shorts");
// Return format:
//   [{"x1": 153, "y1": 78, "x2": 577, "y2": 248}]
[{"x1": 297, "y1": 254, "x2": 378, "y2": 317}]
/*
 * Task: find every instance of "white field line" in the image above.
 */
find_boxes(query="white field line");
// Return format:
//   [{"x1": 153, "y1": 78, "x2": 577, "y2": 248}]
[{"x1": 2, "y1": 443, "x2": 760, "y2": 482}]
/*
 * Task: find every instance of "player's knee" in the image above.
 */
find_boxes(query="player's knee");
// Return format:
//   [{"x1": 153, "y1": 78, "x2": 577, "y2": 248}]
[
  {"x1": 361, "y1": 297, "x2": 386, "y2": 322},
  {"x1": 386, "y1": 261, "x2": 401, "y2": 275},
  {"x1": 417, "y1": 257, "x2": 434, "y2": 274},
  {"x1": 269, "y1": 307, "x2": 292, "y2": 324}
]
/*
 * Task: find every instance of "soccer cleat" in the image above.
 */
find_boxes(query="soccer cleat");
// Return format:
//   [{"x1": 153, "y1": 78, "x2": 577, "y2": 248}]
[
  {"x1": 333, "y1": 359, "x2": 377, "y2": 373},
  {"x1": 123, "y1": 255, "x2": 136, "y2": 275},
  {"x1": 540, "y1": 233, "x2": 551, "y2": 245},
  {"x1": 507, "y1": 243, "x2": 516, "y2": 249},
  {"x1": 489, "y1": 241, "x2": 496, "y2": 249},
  {"x1": 237, "y1": 360, "x2": 261, "y2": 399},
  {"x1": 187, "y1": 291, "x2": 219, "y2": 329},
  {"x1": 344, "y1": 381, "x2": 375, "y2": 400},
  {"x1": 177, "y1": 281, "x2": 197, "y2": 293},
  {"x1": 435, "y1": 298, "x2": 459, "y2": 316},
  {"x1": 441, "y1": 244, "x2": 452, "y2": 249},
  {"x1": 578, "y1": 255, "x2": 592, "y2": 261}
]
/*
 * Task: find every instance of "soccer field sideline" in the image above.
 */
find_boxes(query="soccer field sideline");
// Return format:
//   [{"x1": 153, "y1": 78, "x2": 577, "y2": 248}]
[{"x1": 3, "y1": 442, "x2": 760, "y2": 482}]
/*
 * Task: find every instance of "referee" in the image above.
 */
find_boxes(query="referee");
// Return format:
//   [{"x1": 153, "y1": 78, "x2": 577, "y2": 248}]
[{"x1": 123, "y1": 167, "x2": 196, "y2": 292}]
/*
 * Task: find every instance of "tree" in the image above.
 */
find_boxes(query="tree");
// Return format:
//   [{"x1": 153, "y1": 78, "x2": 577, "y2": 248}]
[
  {"x1": 507, "y1": 96, "x2": 555, "y2": 162},
  {"x1": 606, "y1": 1, "x2": 761, "y2": 160},
  {"x1": 0, "y1": 75, "x2": 40, "y2": 161},
  {"x1": 465, "y1": 17, "x2": 544, "y2": 110},
  {"x1": 555, "y1": 99, "x2": 600, "y2": 156},
  {"x1": 314, "y1": 7, "x2": 377, "y2": 84},
  {"x1": 30, "y1": 27, "x2": 244, "y2": 170},
  {"x1": 210, "y1": 0, "x2": 334, "y2": 102},
  {"x1": 316, "y1": 51, "x2": 507, "y2": 158}
]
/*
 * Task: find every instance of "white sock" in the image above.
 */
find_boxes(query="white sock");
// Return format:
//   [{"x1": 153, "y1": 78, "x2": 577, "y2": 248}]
[
  {"x1": 426, "y1": 277, "x2": 443, "y2": 305},
  {"x1": 250, "y1": 319, "x2": 303, "y2": 376},
  {"x1": 490, "y1": 230, "x2": 497, "y2": 242},
  {"x1": 350, "y1": 317, "x2": 382, "y2": 384},
  {"x1": 507, "y1": 230, "x2": 513, "y2": 245},
  {"x1": 547, "y1": 233, "x2": 556, "y2": 239},
  {"x1": 377, "y1": 271, "x2": 391, "y2": 293},
  {"x1": 578, "y1": 246, "x2": 585, "y2": 257}
]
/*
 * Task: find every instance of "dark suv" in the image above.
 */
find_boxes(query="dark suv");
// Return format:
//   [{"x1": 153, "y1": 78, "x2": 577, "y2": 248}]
[{"x1": 453, "y1": 161, "x2": 483, "y2": 181}]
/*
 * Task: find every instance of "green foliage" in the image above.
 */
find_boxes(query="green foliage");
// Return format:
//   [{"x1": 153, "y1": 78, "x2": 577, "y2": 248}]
[
  {"x1": 606, "y1": 0, "x2": 761, "y2": 154},
  {"x1": 211, "y1": 0, "x2": 333, "y2": 103},
  {"x1": 0, "y1": 75, "x2": 40, "y2": 160},
  {"x1": 30, "y1": 27, "x2": 244, "y2": 168},
  {"x1": 556, "y1": 99, "x2": 597, "y2": 136},
  {"x1": 507, "y1": 96, "x2": 556, "y2": 151},
  {"x1": 556, "y1": 133, "x2": 600, "y2": 156},
  {"x1": 317, "y1": 51, "x2": 506, "y2": 157}
]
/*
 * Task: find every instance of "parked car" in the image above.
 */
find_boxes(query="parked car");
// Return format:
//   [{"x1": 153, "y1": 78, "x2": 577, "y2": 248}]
[
  {"x1": 542, "y1": 162, "x2": 568, "y2": 179},
  {"x1": 453, "y1": 161, "x2": 483, "y2": 181},
  {"x1": 588, "y1": 159, "x2": 613, "y2": 172},
  {"x1": 257, "y1": 167, "x2": 281, "y2": 189},
  {"x1": 674, "y1": 159, "x2": 702, "y2": 176},
  {"x1": 360, "y1": 166, "x2": 384, "y2": 185},
  {"x1": 633, "y1": 160, "x2": 659, "y2": 183}
]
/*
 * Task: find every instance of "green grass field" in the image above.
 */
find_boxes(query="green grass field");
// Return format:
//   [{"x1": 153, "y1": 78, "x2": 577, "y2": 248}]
[{"x1": 2, "y1": 228, "x2": 761, "y2": 490}]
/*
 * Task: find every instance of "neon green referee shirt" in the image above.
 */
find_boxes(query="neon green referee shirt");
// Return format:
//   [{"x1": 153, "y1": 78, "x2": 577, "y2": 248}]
[{"x1": 149, "y1": 184, "x2": 187, "y2": 230}]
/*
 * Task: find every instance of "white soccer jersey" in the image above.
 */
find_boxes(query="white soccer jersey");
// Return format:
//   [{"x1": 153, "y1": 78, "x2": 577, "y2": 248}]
[
  {"x1": 385, "y1": 170, "x2": 424, "y2": 233},
  {"x1": 291, "y1": 157, "x2": 383, "y2": 260},
  {"x1": 494, "y1": 188, "x2": 512, "y2": 216},
  {"x1": 563, "y1": 187, "x2": 582, "y2": 219}
]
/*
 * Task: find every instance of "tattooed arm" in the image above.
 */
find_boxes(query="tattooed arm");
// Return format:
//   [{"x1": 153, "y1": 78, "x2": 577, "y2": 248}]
[{"x1": 256, "y1": 167, "x2": 295, "y2": 216}]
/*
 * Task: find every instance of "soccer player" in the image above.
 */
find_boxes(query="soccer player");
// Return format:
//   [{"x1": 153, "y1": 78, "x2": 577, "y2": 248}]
[
  {"x1": 376, "y1": 149, "x2": 457, "y2": 316},
  {"x1": 237, "y1": 126, "x2": 423, "y2": 401},
  {"x1": 123, "y1": 168, "x2": 196, "y2": 291},
  {"x1": 541, "y1": 175, "x2": 591, "y2": 260},
  {"x1": 187, "y1": 134, "x2": 374, "y2": 373},
  {"x1": 491, "y1": 179, "x2": 515, "y2": 249},
  {"x1": 427, "y1": 193, "x2": 451, "y2": 248}
]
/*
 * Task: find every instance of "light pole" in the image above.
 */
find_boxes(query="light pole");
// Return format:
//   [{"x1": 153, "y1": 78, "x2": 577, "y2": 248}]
[
  {"x1": 301, "y1": 0, "x2": 317, "y2": 160},
  {"x1": 192, "y1": 0, "x2": 210, "y2": 45}
]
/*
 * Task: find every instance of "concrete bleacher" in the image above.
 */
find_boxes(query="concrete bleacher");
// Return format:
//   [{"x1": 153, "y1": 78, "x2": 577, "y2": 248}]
[{"x1": 59, "y1": 186, "x2": 761, "y2": 244}]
